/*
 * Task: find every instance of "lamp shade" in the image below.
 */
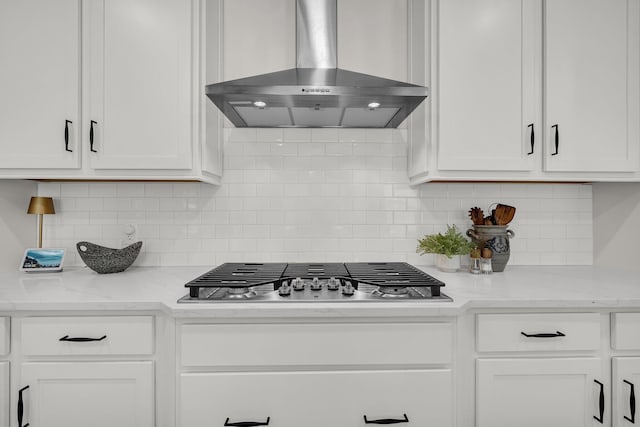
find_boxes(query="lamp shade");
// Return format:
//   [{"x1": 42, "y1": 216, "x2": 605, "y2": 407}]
[{"x1": 27, "y1": 196, "x2": 55, "y2": 215}]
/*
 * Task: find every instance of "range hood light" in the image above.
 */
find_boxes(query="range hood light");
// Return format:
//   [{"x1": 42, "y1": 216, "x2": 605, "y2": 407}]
[
  {"x1": 253, "y1": 101, "x2": 267, "y2": 108},
  {"x1": 367, "y1": 102, "x2": 381, "y2": 109}
]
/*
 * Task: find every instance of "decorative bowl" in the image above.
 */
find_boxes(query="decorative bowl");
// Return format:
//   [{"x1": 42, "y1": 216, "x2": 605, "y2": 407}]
[{"x1": 76, "y1": 241, "x2": 143, "y2": 274}]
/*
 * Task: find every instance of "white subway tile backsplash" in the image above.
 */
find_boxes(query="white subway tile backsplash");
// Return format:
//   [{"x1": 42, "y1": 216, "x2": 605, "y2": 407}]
[
  {"x1": 89, "y1": 211, "x2": 118, "y2": 225},
  {"x1": 60, "y1": 183, "x2": 89, "y2": 198},
  {"x1": 145, "y1": 212, "x2": 174, "y2": 224},
  {"x1": 144, "y1": 183, "x2": 173, "y2": 197},
  {"x1": 38, "y1": 182, "x2": 61, "y2": 197},
  {"x1": 284, "y1": 128, "x2": 311, "y2": 142},
  {"x1": 116, "y1": 183, "x2": 145, "y2": 197},
  {"x1": 256, "y1": 128, "x2": 284, "y2": 143},
  {"x1": 40, "y1": 128, "x2": 593, "y2": 268}
]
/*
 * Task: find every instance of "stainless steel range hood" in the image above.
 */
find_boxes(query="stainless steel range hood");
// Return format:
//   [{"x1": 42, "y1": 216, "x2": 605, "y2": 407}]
[{"x1": 205, "y1": 0, "x2": 428, "y2": 128}]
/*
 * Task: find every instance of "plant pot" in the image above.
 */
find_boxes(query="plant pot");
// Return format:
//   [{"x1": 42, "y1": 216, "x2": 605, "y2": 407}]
[
  {"x1": 435, "y1": 254, "x2": 461, "y2": 273},
  {"x1": 466, "y1": 225, "x2": 515, "y2": 272}
]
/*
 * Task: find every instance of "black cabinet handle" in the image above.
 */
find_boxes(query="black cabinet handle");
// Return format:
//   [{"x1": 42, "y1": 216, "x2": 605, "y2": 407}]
[
  {"x1": 90, "y1": 120, "x2": 98, "y2": 152},
  {"x1": 64, "y1": 120, "x2": 73, "y2": 152},
  {"x1": 594, "y1": 379, "x2": 604, "y2": 424},
  {"x1": 527, "y1": 123, "x2": 535, "y2": 155},
  {"x1": 625, "y1": 379, "x2": 636, "y2": 423},
  {"x1": 59, "y1": 335, "x2": 107, "y2": 342},
  {"x1": 364, "y1": 414, "x2": 409, "y2": 424},
  {"x1": 520, "y1": 331, "x2": 565, "y2": 338},
  {"x1": 18, "y1": 385, "x2": 29, "y2": 427},
  {"x1": 224, "y1": 417, "x2": 270, "y2": 427},
  {"x1": 551, "y1": 124, "x2": 559, "y2": 155}
]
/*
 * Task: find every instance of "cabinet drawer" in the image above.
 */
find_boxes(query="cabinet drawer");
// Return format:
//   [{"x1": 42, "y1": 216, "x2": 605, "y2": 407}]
[
  {"x1": 0, "y1": 318, "x2": 8, "y2": 356},
  {"x1": 612, "y1": 313, "x2": 640, "y2": 350},
  {"x1": 180, "y1": 369, "x2": 453, "y2": 427},
  {"x1": 477, "y1": 313, "x2": 600, "y2": 352},
  {"x1": 180, "y1": 322, "x2": 453, "y2": 367},
  {"x1": 21, "y1": 316, "x2": 153, "y2": 356}
]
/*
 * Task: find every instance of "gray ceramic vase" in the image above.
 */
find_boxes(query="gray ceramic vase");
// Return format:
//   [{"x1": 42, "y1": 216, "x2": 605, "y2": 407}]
[
  {"x1": 76, "y1": 241, "x2": 142, "y2": 274},
  {"x1": 466, "y1": 225, "x2": 515, "y2": 272}
]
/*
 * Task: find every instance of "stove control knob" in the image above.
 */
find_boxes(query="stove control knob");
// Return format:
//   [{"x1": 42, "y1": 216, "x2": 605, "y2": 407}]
[
  {"x1": 279, "y1": 282, "x2": 291, "y2": 296},
  {"x1": 310, "y1": 277, "x2": 322, "y2": 291},
  {"x1": 293, "y1": 278, "x2": 305, "y2": 291},
  {"x1": 327, "y1": 277, "x2": 340, "y2": 291},
  {"x1": 342, "y1": 282, "x2": 355, "y2": 296}
]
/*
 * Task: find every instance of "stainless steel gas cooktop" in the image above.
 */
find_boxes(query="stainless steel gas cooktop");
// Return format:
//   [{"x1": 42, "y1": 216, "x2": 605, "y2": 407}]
[{"x1": 177, "y1": 262, "x2": 451, "y2": 303}]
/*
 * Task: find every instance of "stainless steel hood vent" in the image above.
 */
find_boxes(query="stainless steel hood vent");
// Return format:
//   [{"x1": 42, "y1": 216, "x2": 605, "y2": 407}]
[{"x1": 205, "y1": 0, "x2": 428, "y2": 128}]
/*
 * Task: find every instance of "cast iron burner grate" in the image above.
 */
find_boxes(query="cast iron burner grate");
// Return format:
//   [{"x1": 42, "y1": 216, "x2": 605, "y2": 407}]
[
  {"x1": 345, "y1": 262, "x2": 445, "y2": 296},
  {"x1": 186, "y1": 263, "x2": 287, "y2": 297}
]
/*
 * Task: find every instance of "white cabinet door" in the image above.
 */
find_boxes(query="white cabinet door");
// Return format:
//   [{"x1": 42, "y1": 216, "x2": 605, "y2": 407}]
[
  {"x1": 86, "y1": 0, "x2": 193, "y2": 170},
  {"x1": 435, "y1": 0, "x2": 540, "y2": 171},
  {"x1": 544, "y1": 0, "x2": 640, "y2": 173},
  {"x1": 613, "y1": 357, "x2": 640, "y2": 427},
  {"x1": 180, "y1": 369, "x2": 453, "y2": 427},
  {"x1": 477, "y1": 358, "x2": 604, "y2": 427},
  {"x1": 0, "y1": 0, "x2": 81, "y2": 169},
  {"x1": 20, "y1": 361, "x2": 153, "y2": 427},
  {"x1": 0, "y1": 362, "x2": 7, "y2": 427}
]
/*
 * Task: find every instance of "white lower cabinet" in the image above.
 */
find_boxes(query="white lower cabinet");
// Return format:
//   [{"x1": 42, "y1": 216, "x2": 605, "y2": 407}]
[
  {"x1": 12, "y1": 315, "x2": 155, "y2": 427},
  {"x1": 613, "y1": 358, "x2": 640, "y2": 427},
  {"x1": 180, "y1": 369, "x2": 452, "y2": 427},
  {"x1": 178, "y1": 320, "x2": 454, "y2": 427},
  {"x1": 19, "y1": 361, "x2": 154, "y2": 427},
  {"x1": 477, "y1": 358, "x2": 604, "y2": 427},
  {"x1": 0, "y1": 362, "x2": 8, "y2": 427}
]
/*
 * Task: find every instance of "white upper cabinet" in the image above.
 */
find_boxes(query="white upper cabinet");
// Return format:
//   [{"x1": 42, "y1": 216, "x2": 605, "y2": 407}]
[
  {"x1": 412, "y1": 0, "x2": 640, "y2": 184},
  {"x1": 85, "y1": 0, "x2": 193, "y2": 171},
  {"x1": 0, "y1": 0, "x2": 81, "y2": 169},
  {"x1": 436, "y1": 0, "x2": 539, "y2": 172},
  {"x1": 543, "y1": 0, "x2": 640, "y2": 173},
  {"x1": 0, "y1": 0, "x2": 221, "y2": 183}
]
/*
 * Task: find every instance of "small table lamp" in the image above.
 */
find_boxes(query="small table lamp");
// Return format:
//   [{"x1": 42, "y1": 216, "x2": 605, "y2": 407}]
[{"x1": 27, "y1": 196, "x2": 56, "y2": 248}]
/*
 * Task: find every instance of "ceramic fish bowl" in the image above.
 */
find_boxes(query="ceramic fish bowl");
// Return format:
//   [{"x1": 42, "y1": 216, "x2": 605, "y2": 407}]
[{"x1": 76, "y1": 241, "x2": 142, "y2": 274}]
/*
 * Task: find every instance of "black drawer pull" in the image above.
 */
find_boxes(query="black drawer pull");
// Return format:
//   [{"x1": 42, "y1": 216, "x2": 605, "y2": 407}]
[
  {"x1": 520, "y1": 331, "x2": 565, "y2": 338},
  {"x1": 59, "y1": 335, "x2": 107, "y2": 342},
  {"x1": 625, "y1": 379, "x2": 636, "y2": 423},
  {"x1": 64, "y1": 120, "x2": 73, "y2": 152},
  {"x1": 18, "y1": 385, "x2": 29, "y2": 427},
  {"x1": 364, "y1": 414, "x2": 409, "y2": 424},
  {"x1": 594, "y1": 379, "x2": 604, "y2": 424},
  {"x1": 551, "y1": 124, "x2": 559, "y2": 155},
  {"x1": 527, "y1": 123, "x2": 535, "y2": 155},
  {"x1": 224, "y1": 417, "x2": 270, "y2": 427},
  {"x1": 90, "y1": 120, "x2": 98, "y2": 152}
]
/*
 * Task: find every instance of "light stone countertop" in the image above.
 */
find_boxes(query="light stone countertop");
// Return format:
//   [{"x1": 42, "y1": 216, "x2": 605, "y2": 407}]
[{"x1": 0, "y1": 265, "x2": 638, "y2": 318}]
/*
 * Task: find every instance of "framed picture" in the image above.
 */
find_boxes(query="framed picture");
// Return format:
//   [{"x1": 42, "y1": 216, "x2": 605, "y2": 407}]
[{"x1": 19, "y1": 248, "x2": 65, "y2": 272}]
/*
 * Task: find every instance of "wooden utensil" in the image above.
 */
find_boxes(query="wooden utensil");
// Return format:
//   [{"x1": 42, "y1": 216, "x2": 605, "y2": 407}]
[
  {"x1": 494, "y1": 204, "x2": 516, "y2": 225},
  {"x1": 468, "y1": 207, "x2": 484, "y2": 225}
]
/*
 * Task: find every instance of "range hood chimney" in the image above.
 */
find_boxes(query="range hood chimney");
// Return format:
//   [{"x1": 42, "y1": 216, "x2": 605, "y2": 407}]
[{"x1": 205, "y1": 0, "x2": 428, "y2": 128}]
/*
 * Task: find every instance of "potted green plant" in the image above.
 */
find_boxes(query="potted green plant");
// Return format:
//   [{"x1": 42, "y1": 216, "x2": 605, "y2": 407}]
[{"x1": 416, "y1": 225, "x2": 475, "y2": 272}]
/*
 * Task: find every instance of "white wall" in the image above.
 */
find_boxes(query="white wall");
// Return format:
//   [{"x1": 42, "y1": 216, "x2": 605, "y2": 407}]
[
  {"x1": 0, "y1": 180, "x2": 37, "y2": 272},
  {"x1": 38, "y1": 128, "x2": 593, "y2": 268},
  {"x1": 593, "y1": 182, "x2": 640, "y2": 272}
]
